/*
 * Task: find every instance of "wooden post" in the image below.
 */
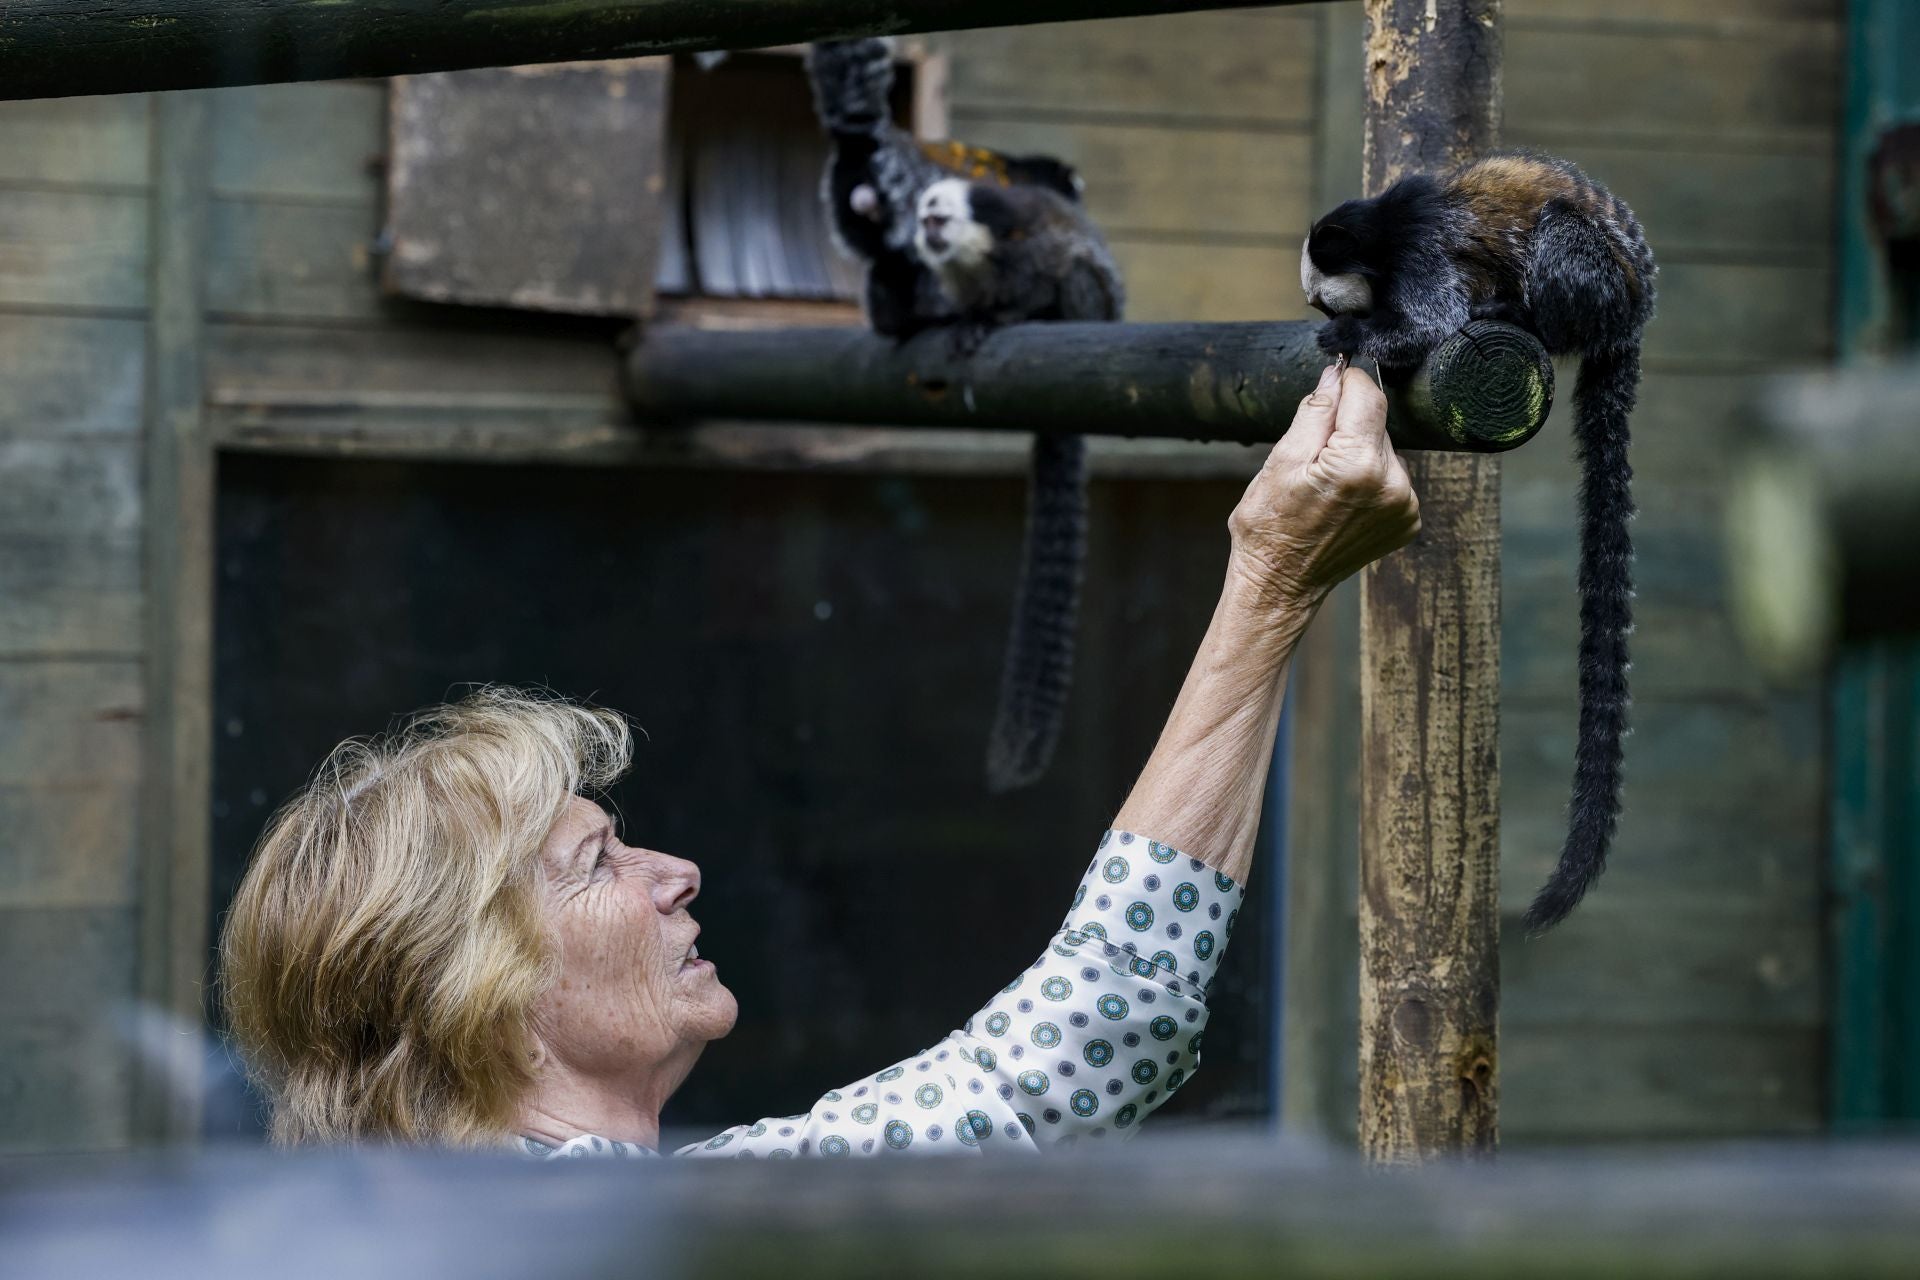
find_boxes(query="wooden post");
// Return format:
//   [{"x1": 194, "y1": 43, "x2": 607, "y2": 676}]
[
  {"x1": 626, "y1": 320, "x2": 1552, "y2": 453},
  {"x1": 134, "y1": 90, "x2": 216, "y2": 1144},
  {"x1": 1356, "y1": 0, "x2": 1503, "y2": 1163}
]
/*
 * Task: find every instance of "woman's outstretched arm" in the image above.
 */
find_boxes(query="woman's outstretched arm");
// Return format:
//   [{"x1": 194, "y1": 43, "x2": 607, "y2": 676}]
[{"x1": 1112, "y1": 362, "x2": 1418, "y2": 883}]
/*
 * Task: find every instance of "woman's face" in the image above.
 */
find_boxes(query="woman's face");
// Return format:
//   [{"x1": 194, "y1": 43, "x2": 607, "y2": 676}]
[{"x1": 529, "y1": 796, "x2": 738, "y2": 1088}]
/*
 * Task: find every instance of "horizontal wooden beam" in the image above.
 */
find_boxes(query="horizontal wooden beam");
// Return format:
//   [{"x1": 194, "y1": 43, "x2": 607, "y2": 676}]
[
  {"x1": 1, "y1": 1, "x2": 1287, "y2": 102},
  {"x1": 625, "y1": 320, "x2": 1554, "y2": 453}
]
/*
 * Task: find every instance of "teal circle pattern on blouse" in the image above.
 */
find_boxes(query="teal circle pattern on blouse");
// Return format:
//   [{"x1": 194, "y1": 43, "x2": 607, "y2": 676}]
[
  {"x1": 915, "y1": 1083, "x2": 943, "y2": 1109},
  {"x1": 884, "y1": 1120, "x2": 913, "y2": 1150},
  {"x1": 1102, "y1": 857, "x2": 1130, "y2": 883},
  {"x1": 820, "y1": 1135, "x2": 850, "y2": 1157},
  {"x1": 852, "y1": 1103, "x2": 879, "y2": 1124},
  {"x1": 1097, "y1": 994, "x2": 1129, "y2": 1021},
  {"x1": 1131, "y1": 1059, "x2": 1159, "y2": 1085},
  {"x1": 1084, "y1": 1039, "x2": 1114, "y2": 1067},
  {"x1": 1018, "y1": 1069, "x2": 1050, "y2": 1096},
  {"x1": 1148, "y1": 840, "x2": 1178, "y2": 864},
  {"x1": 1031, "y1": 1021, "x2": 1062, "y2": 1049},
  {"x1": 985, "y1": 1011, "x2": 1010, "y2": 1037},
  {"x1": 1195, "y1": 930, "x2": 1216, "y2": 960},
  {"x1": 1041, "y1": 976, "x2": 1073, "y2": 1002},
  {"x1": 1125, "y1": 902, "x2": 1154, "y2": 931},
  {"x1": 1172, "y1": 882, "x2": 1200, "y2": 912},
  {"x1": 1069, "y1": 1089, "x2": 1099, "y2": 1117},
  {"x1": 1150, "y1": 1015, "x2": 1178, "y2": 1041}
]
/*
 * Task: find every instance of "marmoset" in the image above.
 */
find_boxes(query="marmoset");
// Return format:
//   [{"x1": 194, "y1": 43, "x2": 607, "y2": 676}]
[
  {"x1": 1302, "y1": 151, "x2": 1656, "y2": 932},
  {"x1": 805, "y1": 37, "x2": 1083, "y2": 337},
  {"x1": 914, "y1": 177, "x2": 1125, "y2": 793}
]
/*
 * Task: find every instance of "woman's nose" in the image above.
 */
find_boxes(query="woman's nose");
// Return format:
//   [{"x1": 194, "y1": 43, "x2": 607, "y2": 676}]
[{"x1": 652, "y1": 853, "x2": 701, "y2": 913}]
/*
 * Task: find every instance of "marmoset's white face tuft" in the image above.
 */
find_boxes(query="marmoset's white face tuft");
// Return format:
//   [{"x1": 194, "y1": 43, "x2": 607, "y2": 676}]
[
  {"x1": 1300, "y1": 237, "x2": 1374, "y2": 318},
  {"x1": 915, "y1": 179, "x2": 995, "y2": 270}
]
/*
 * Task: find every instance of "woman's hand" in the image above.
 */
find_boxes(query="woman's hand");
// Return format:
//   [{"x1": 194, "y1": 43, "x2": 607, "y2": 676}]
[{"x1": 1226, "y1": 362, "x2": 1421, "y2": 615}]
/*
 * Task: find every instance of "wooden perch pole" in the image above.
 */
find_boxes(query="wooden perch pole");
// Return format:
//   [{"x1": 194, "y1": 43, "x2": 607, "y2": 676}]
[
  {"x1": 2, "y1": 0, "x2": 1295, "y2": 102},
  {"x1": 1726, "y1": 364, "x2": 1920, "y2": 679},
  {"x1": 626, "y1": 320, "x2": 1552, "y2": 452},
  {"x1": 1357, "y1": 0, "x2": 1504, "y2": 1163}
]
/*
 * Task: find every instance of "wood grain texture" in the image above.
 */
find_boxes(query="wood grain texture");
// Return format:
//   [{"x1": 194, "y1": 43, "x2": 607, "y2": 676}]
[
  {"x1": 0, "y1": 440, "x2": 143, "y2": 657},
  {"x1": 0, "y1": 94, "x2": 150, "y2": 188},
  {"x1": 0, "y1": 188, "x2": 147, "y2": 310},
  {"x1": 383, "y1": 60, "x2": 669, "y2": 316},
  {"x1": 209, "y1": 81, "x2": 386, "y2": 204},
  {"x1": 1356, "y1": 0, "x2": 1503, "y2": 1165},
  {"x1": 0, "y1": 906, "x2": 137, "y2": 1152},
  {"x1": 940, "y1": 10, "x2": 1319, "y2": 123},
  {"x1": 0, "y1": 314, "x2": 146, "y2": 440},
  {"x1": 942, "y1": 113, "x2": 1316, "y2": 239},
  {"x1": 0, "y1": 662, "x2": 144, "y2": 788},
  {"x1": 0, "y1": 785, "x2": 141, "y2": 910}
]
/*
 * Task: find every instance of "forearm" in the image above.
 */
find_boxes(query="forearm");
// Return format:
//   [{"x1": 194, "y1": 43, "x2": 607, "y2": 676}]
[{"x1": 1111, "y1": 558, "x2": 1318, "y2": 883}]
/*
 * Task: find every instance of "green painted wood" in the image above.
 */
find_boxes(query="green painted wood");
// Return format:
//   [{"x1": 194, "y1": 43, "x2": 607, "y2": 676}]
[
  {"x1": 205, "y1": 197, "x2": 384, "y2": 322},
  {"x1": 0, "y1": 314, "x2": 146, "y2": 440},
  {"x1": 0, "y1": 1, "x2": 1293, "y2": 102},
  {"x1": 0, "y1": 785, "x2": 141, "y2": 910},
  {"x1": 208, "y1": 82, "x2": 386, "y2": 203},
  {"x1": 0, "y1": 662, "x2": 144, "y2": 787},
  {"x1": 0, "y1": 188, "x2": 147, "y2": 310},
  {"x1": 1506, "y1": 23, "x2": 1840, "y2": 141},
  {"x1": 1829, "y1": 0, "x2": 1920, "y2": 1132},
  {"x1": 940, "y1": 10, "x2": 1318, "y2": 123},
  {"x1": 0, "y1": 906, "x2": 136, "y2": 1152},
  {"x1": 941, "y1": 113, "x2": 1316, "y2": 239},
  {"x1": 0, "y1": 440, "x2": 143, "y2": 657},
  {"x1": 0, "y1": 94, "x2": 149, "y2": 187}
]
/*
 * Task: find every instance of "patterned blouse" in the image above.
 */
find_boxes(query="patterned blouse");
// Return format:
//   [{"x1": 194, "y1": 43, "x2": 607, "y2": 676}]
[{"x1": 521, "y1": 830, "x2": 1244, "y2": 1160}]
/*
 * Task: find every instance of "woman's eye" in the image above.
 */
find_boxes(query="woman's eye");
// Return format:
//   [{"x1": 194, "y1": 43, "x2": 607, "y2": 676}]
[{"x1": 593, "y1": 846, "x2": 608, "y2": 871}]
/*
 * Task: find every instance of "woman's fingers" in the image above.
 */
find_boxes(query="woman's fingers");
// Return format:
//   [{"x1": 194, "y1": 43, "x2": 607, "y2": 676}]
[{"x1": 1271, "y1": 362, "x2": 1346, "y2": 466}]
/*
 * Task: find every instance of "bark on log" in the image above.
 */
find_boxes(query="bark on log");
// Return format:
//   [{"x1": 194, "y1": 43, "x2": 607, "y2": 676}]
[
  {"x1": 1357, "y1": 0, "x2": 1504, "y2": 1165},
  {"x1": 1, "y1": 0, "x2": 1289, "y2": 102},
  {"x1": 625, "y1": 320, "x2": 1552, "y2": 452}
]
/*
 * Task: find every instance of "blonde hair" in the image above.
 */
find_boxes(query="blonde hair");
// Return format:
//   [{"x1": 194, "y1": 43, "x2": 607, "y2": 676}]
[{"x1": 218, "y1": 687, "x2": 631, "y2": 1147}]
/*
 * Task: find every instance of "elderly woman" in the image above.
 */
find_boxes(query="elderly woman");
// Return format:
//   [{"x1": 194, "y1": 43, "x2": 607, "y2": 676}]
[{"x1": 219, "y1": 365, "x2": 1415, "y2": 1157}]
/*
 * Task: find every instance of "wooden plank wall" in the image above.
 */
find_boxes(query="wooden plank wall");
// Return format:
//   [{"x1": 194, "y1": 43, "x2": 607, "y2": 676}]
[{"x1": 0, "y1": 0, "x2": 1837, "y2": 1150}]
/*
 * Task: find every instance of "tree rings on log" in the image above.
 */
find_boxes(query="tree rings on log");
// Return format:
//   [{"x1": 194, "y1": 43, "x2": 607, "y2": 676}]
[{"x1": 1386, "y1": 320, "x2": 1554, "y2": 453}]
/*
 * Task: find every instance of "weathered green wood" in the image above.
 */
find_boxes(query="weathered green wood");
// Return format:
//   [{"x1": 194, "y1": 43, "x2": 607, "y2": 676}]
[
  {"x1": 1500, "y1": 1027, "x2": 1824, "y2": 1140},
  {"x1": 208, "y1": 82, "x2": 385, "y2": 203},
  {"x1": 0, "y1": 785, "x2": 141, "y2": 910},
  {"x1": 0, "y1": 94, "x2": 149, "y2": 187},
  {"x1": 0, "y1": 1, "x2": 1296, "y2": 102},
  {"x1": 0, "y1": 188, "x2": 146, "y2": 309},
  {"x1": 0, "y1": 906, "x2": 137, "y2": 1153},
  {"x1": 627, "y1": 321, "x2": 1551, "y2": 452},
  {"x1": 0, "y1": 662, "x2": 144, "y2": 787},
  {"x1": 205, "y1": 197, "x2": 384, "y2": 322},
  {"x1": 0, "y1": 440, "x2": 143, "y2": 657},
  {"x1": 135, "y1": 88, "x2": 215, "y2": 1145},
  {"x1": 940, "y1": 10, "x2": 1318, "y2": 123},
  {"x1": 1108, "y1": 240, "x2": 1315, "y2": 323},
  {"x1": 1645, "y1": 263, "x2": 1834, "y2": 366},
  {"x1": 1499, "y1": 903, "x2": 1820, "y2": 1026},
  {"x1": 941, "y1": 114, "x2": 1316, "y2": 239},
  {"x1": 1506, "y1": 23, "x2": 1840, "y2": 141},
  {"x1": 1508, "y1": 0, "x2": 1840, "y2": 21},
  {"x1": 0, "y1": 314, "x2": 146, "y2": 439}
]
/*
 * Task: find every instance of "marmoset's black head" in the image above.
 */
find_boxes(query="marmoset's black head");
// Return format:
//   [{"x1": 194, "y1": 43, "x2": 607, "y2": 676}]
[{"x1": 1301, "y1": 174, "x2": 1446, "y2": 316}]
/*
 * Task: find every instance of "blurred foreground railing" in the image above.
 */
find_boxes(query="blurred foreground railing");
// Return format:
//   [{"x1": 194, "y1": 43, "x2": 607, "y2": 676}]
[{"x1": 8, "y1": 1137, "x2": 1920, "y2": 1278}]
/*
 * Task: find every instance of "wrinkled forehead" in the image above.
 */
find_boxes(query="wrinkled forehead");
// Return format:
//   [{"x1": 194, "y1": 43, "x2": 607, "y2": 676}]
[{"x1": 539, "y1": 794, "x2": 611, "y2": 870}]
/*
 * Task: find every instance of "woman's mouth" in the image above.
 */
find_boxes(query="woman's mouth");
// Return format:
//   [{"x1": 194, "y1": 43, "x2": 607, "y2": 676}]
[{"x1": 682, "y1": 942, "x2": 711, "y2": 973}]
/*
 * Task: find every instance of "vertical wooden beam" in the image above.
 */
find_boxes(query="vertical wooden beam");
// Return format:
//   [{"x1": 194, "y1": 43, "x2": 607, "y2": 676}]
[
  {"x1": 1356, "y1": 0, "x2": 1502, "y2": 1163},
  {"x1": 135, "y1": 89, "x2": 215, "y2": 1144}
]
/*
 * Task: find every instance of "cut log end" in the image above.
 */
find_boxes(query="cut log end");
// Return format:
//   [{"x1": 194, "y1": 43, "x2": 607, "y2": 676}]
[{"x1": 1389, "y1": 321, "x2": 1554, "y2": 453}]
